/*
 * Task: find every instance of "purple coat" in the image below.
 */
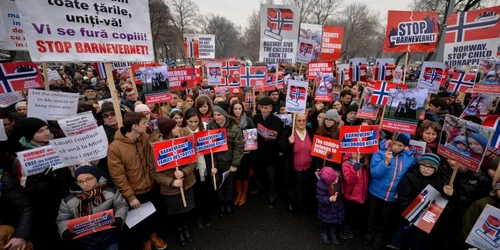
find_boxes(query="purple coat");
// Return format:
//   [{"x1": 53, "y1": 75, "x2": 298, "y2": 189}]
[{"x1": 316, "y1": 179, "x2": 345, "y2": 224}]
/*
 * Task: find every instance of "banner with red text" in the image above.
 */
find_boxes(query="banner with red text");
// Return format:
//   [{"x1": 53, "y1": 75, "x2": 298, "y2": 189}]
[
  {"x1": 308, "y1": 62, "x2": 334, "y2": 102},
  {"x1": 193, "y1": 128, "x2": 228, "y2": 155},
  {"x1": 168, "y1": 67, "x2": 198, "y2": 91},
  {"x1": 0, "y1": 1, "x2": 27, "y2": 51},
  {"x1": 152, "y1": 136, "x2": 197, "y2": 172},
  {"x1": 320, "y1": 26, "x2": 343, "y2": 61},
  {"x1": 16, "y1": 0, "x2": 154, "y2": 62},
  {"x1": 339, "y1": 125, "x2": 379, "y2": 154},
  {"x1": 67, "y1": 210, "x2": 114, "y2": 239},
  {"x1": 310, "y1": 135, "x2": 342, "y2": 164}
]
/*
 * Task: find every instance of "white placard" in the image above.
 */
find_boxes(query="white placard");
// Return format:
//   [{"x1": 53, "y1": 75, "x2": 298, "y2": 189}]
[
  {"x1": 417, "y1": 61, "x2": 446, "y2": 93},
  {"x1": 125, "y1": 201, "x2": 156, "y2": 228},
  {"x1": 259, "y1": 4, "x2": 300, "y2": 64},
  {"x1": 98, "y1": 98, "x2": 113, "y2": 108},
  {"x1": 206, "y1": 61, "x2": 222, "y2": 86},
  {"x1": 16, "y1": 0, "x2": 154, "y2": 62},
  {"x1": 16, "y1": 145, "x2": 65, "y2": 176},
  {"x1": 50, "y1": 126, "x2": 108, "y2": 166},
  {"x1": 47, "y1": 69, "x2": 61, "y2": 81},
  {"x1": 27, "y1": 89, "x2": 79, "y2": 121},
  {"x1": 466, "y1": 204, "x2": 500, "y2": 250},
  {"x1": 0, "y1": 120, "x2": 7, "y2": 141},
  {"x1": 0, "y1": 4, "x2": 7, "y2": 42},
  {"x1": 0, "y1": 92, "x2": 25, "y2": 108},
  {"x1": 57, "y1": 112, "x2": 98, "y2": 137},
  {"x1": 296, "y1": 23, "x2": 322, "y2": 63},
  {"x1": 0, "y1": 0, "x2": 27, "y2": 51},
  {"x1": 285, "y1": 80, "x2": 308, "y2": 113}
]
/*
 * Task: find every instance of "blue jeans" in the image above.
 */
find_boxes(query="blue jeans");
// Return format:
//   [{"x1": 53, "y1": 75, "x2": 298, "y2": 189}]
[{"x1": 79, "y1": 230, "x2": 119, "y2": 250}]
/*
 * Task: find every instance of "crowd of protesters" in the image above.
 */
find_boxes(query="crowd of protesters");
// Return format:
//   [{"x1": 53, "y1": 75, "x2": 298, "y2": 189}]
[{"x1": 0, "y1": 63, "x2": 499, "y2": 250}]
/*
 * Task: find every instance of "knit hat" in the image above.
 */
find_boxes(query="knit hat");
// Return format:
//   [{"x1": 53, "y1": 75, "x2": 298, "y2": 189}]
[
  {"x1": 15, "y1": 101, "x2": 27, "y2": 110},
  {"x1": 319, "y1": 167, "x2": 338, "y2": 185},
  {"x1": 453, "y1": 135, "x2": 468, "y2": 146},
  {"x1": 17, "y1": 117, "x2": 48, "y2": 141},
  {"x1": 213, "y1": 105, "x2": 229, "y2": 118},
  {"x1": 169, "y1": 108, "x2": 182, "y2": 116},
  {"x1": 393, "y1": 132, "x2": 410, "y2": 147},
  {"x1": 157, "y1": 117, "x2": 177, "y2": 137},
  {"x1": 419, "y1": 153, "x2": 441, "y2": 170},
  {"x1": 468, "y1": 132, "x2": 488, "y2": 150},
  {"x1": 346, "y1": 104, "x2": 359, "y2": 114},
  {"x1": 75, "y1": 165, "x2": 101, "y2": 180},
  {"x1": 259, "y1": 97, "x2": 273, "y2": 106},
  {"x1": 134, "y1": 104, "x2": 150, "y2": 113},
  {"x1": 324, "y1": 109, "x2": 339, "y2": 123},
  {"x1": 217, "y1": 101, "x2": 230, "y2": 112},
  {"x1": 99, "y1": 102, "x2": 114, "y2": 115},
  {"x1": 83, "y1": 85, "x2": 95, "y2": 91}
]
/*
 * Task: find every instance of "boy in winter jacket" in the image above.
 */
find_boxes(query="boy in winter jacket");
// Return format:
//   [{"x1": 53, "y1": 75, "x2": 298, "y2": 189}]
[
  {"x1": 316, "y1": 167, "x2": 344, "y2": 245},
  {"x1": 363, "y1": 133, "x2": 416, "y2": 250},
  {"x1": 56, "y1": 165, "x2": 128, "y2": 250}
]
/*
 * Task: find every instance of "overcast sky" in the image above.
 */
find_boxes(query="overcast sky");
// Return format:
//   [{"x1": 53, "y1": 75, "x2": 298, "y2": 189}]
[{"x1": 192, "y1": 0, "x2": 414, "y2": 29}]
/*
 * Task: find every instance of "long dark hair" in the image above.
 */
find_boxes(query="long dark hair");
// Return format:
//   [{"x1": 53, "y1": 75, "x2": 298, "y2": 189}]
[
  {"x1": 316, "y1": 119, "x2": 340, "y2": 139},
  {"x1": 229, "y1": 100, "x2": 246, "y2": 119},
  {"x1": 182, "y1": 108, "x2": 204, "y2": 132}
]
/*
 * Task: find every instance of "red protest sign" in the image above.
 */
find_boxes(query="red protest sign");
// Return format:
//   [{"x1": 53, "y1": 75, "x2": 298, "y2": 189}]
[
  {"x1": 193, "y1": 128, "x2": 228, "y2": 155},
  {"x1": 67, "y1": 209, "x2": 114, "y2": 239},
  {"x1": 319, "y1": 26, "x2": 344, "y2": 61},
  {"x1": 339, "y1": 125, "x2": 379, "y2": 154},
  {"x1": 383, "y1": 11, "x2": 439, "y2": 53},
  {"x1": 309, "y1": 62, "x2": 334, "y2": 102},
  {"x1": 152, "y1": 136, "x2": 197, "y2": 172},
  {"x1": 131, "y1": 63, "x2": 161, "y2": 84},
  {"x1": 0, "y1": 62, "x2": 44, "y2": 94},
  {"x1": 168, "y1": 68, "x2": 198, "y2": 91},
  {"x1": 310, "y1": 135, "x2": 342, "y2": 164}
]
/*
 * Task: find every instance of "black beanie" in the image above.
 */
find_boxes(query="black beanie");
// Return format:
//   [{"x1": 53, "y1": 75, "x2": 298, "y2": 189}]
[
  {"x1": 346, "y1": 104, "x2": 359, "y2": 114},
  {"x1": 17, "y1": 117, "x2": 48, "y2": 141},
  {"x1": 75, "y1": 165, "x2": 101, "y2": 180},
  {"x1": 259, "y1": 97, "x2": 273, "y2": 106}
]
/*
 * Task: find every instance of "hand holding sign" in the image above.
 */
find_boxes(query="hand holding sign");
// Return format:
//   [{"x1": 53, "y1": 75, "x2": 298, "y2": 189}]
[{"x1": 385, "y1": 151, "x2": 393, "y2": 165}]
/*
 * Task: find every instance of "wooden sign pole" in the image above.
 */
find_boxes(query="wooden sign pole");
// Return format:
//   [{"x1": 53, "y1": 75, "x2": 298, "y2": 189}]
[
  {"x1": 105, "y1": 63, "x2": 123, "y2": 128},
  {"x1": 42, "y1": 63, "x2": 50, "y2": 91},
  {"x1": 275, "y1": 64, "x2": 279, "y2": 88},
  {"x1": 211, "y1": 152, "x2": 217, "y2": 190},
  {"x1": 176, "y1": 166, "x2": 187, "y2": 207}
]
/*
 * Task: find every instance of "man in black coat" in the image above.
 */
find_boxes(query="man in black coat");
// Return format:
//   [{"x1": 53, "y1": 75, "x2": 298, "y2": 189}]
[{"x1": 253, "y1": 97, "x2": 285, "y2": 208}]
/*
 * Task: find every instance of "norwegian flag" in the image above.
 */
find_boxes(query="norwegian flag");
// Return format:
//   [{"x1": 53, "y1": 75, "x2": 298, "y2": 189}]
[
  {"x1": 94, "y1": 63, "x2": 107, "y2": 79},
  {"x1": 0, "y1": 62, "x2": 43, "y2": 94},
  {"x1": 244, "y1": 95, "x2": 254, "y2": 109},
  {"x1": 221, "y1": 60, "x2": 241, "y2": 86},
  {"x1": 375, "y1": 63, "x2": 394, "y2": 81},
  {"x1": 289, "y1": 86, "x2": 306, "y2": 102},
  {"x1": 423, "y1": 68, "x2": 444, "y2": 84},
  {"x1": 240, "y1": 66, "x2": 267, "y2": 87},
  {"x1": 266, "y1": 8, "x2": 294, "y2": 35},
  {"x1": 349, "y1": 63, "x2": 366, "y2": 82},
  {"x1": 446, "y1": 9, "x2": 500, "y2": 43},
  {"x1": 449, "y1": 72, "x2": 475, "y2": 93},
  {"x1": 337, "y1": 67, "x2": 348, "y2": 85},
  {"x1": 482, "y1": 215, "x2": 500, "y2": 240},
  {"x1": 267, "y1": 72, "x2": 284, "y2": 85},
  {"x1": 299, "y1": 42, "x2": 313, "y2": 57},
  {"x1": 370, "y1": 81, "x2": 396, "y2": 106},
  {"x1": 486, "y1": 117, "x2": 500, "y2": 149}
]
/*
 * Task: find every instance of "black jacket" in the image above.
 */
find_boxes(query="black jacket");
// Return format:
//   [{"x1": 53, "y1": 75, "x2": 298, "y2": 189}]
[
  {"x1": 253, "y1": 113, "x2": 284, "y2": 166},
  {"x1": 398, "y1": 166, "x2": 444, "y2": 212},
  {"x1": 0, "y1": 173, "x2": 33, "y2": 240}
]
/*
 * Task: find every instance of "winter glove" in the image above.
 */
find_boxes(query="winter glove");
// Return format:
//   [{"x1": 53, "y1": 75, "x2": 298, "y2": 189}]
[
  {"x1": 62, "y1": 229, "x2": 75, "y2": 240},
  {"x1": 112, "y1": 217, "x2": 124, "y2": 228}
]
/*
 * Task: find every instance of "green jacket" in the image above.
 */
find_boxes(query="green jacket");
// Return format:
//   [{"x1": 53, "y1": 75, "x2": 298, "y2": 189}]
[
  {"x1": 461, "y1": 195, "x2": 500, "y2": 242},
  {"x1": 208, "y1": 118, "x2": 244, "y2": 168}
]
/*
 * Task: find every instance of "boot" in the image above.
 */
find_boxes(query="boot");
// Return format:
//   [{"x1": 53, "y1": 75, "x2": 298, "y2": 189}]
[
  {"x1": 176, "y1": 228, "x2": 186, "y2": 247},
  {"x1": 234, "y1": 180, "x2": 242, "y2": 205},
  {"x1": 150, "y1": 233, "x2": 167, "y2": 250},
  {"x1": 238, "y1": 180, "x2": 249, "y2": 205},
  {"x1": 218, "y1": 202, "x2": 225, "y2": 217},
  {"x1": 182, "y1": 224, "x2": 192, "y2": 242},
  {"x1": 142, "y1": 240, "x2": 152, "y2": 250},
  {"x1": 328, "y1": 225, "x2": 340, "y2": 245},
  {"x1": 226, "y1": 202, "x2": 234, "y2": 217}
]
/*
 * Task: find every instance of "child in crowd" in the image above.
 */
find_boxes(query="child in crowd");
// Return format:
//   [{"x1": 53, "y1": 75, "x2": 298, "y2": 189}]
[{"x1": 316, "y1": 167, "x2": 344, "y2": 245}]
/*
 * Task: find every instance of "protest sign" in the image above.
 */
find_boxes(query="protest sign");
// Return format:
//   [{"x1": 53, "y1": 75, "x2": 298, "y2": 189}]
[
  {"x1": 320, "y1": 26, "x2": 343, "y2": 61},
  {"x1": 113, "y1": 62, "x2": 140, "y2": 70},
  {"x1": 131, "y1": 63, "x2": 161, "y2": 84},
  {"x1": 0, "y1": 1, "x2": 27, "y2": 51},
  {"x1": 98, "y1": 98, "x2": 112, "y2": 108},
  {"x1": 254, "y1": 71, "x2": 285, "y2": 91},
  {"x1": 276, "y1": 114, "x2": 292, "y2": 127},
  {"x1": 0, "y1": 5, "x2": 7, "y2": 42},
  {"x1": 447, "y1": 72, "x2": 475, "y2": 93},
  {"x1": 409, "y1": 140, "x2": 427, "y2": 159},
  {"x1": 357, "y1": 83, "x2": 380, "y2": 120},
  {"x1": 50, "y1": 126, "x2": 109, "y2": 166},
  {"x1": 257, "y1": 124, "x2": 278, "y2": 140},
  {"x1": 382, "y1": 85, "x2": 427, "y2": 134},
  {"x1": 296, "y1": 23, "x2": 322, "y2": 63},
  {"x1": 0, "y1": 62, "x2": 44, "y2": 94},
  {"x1": 417, "y1": 62, "x2": 446, "y2": 93},
  {"x1": 285, "y1": 80, "x2": 308, "y2": 113},
  {"x1": 466, "y1": 204, "x2": 500, "y2": 250},
  {"x1": 259, "y1": 4, "x2": 300, "y2": 64},
  {"x1": 308, "y1": 62, "x2": 334, "y2": 102},
  {"x1": 27, "y1": 89, "x2": 79, "y2": 121},
  {"x1": 168, "y1": 67, "x2": 198, "y2": 91},
  {"x1": 183, "y1": 34, "x2": 215, "y2": 59},
  {"x1": 57, "y1": 112, "x2": 98, "y2": 137},
  {"x1": 214, "y1": 86, "x2": 230, "y2": 97},
  {"x1": 439, "y1": 115, "x2": 494, "y2": 172},
  {"x1": 310, "y1": 135, "x2": 342, "y2": 164},
  {"x1": 383, "y1": 10, "x2": 439, "y2": 53},
  {"x1": 125, "y1": 201, "x2": 156, "y2": 228},
  {"x1": 193, "y1": 128, "x2": 228, "y2": 155},
  {"x1": 473, "y1": 59, "x2": 500, "y2": 94},
  {"x1": 0, "y1": 92, "x2": 25, "y2": 108},
  {"x1": 0, "y1": 120, "x2": 6, "y2": 141},
  {"x1": 243, "y1": 128, "x2": 258, "y2": 151},
  {"x1": 219, "y1": 170, "x2": 231, "y2": 189},
  {"x1": 445, "y1": 6, "x2": 500, "y2": 67},
  {"x1": 374, "y1": 58, "x2": 395, "y2": 81},
  {"x1": 16, "y1": 145, "x2": 65, "y2": 176},
  {"x1": 16, "y1": 0, "x2": 154, "y2": 62},
  {"x1": 67, "y1": 209, "x2": 114, "y2": 239},
  {"x1": 239, "y1": 66, "x2": 267, "y2": 87},
  {"x1": 461, "y1": 94, "x2": 497, "y2": 119},
  {"x1": 394, "y1": 67, "x2": 404, "y2": 84},
  {"x1": 349, "y1": 58, "x2": 368, "y2": 82},
  {"x1": 336, "y1": 64, "x2": 349, "y2": 85},
  {"x1": 206, "y1": 61, "x2": 223, "y2": 86},
  {"x1": 221, "y1": 60, "x2": 242, "y2": 86},
  {"x1": 132, "y1": 65, "x2": 171, "y2": 104},
  {"x1": 152, "y1": 136, "x2": 196, "y2": 172},
  {"x1": 401, "y1": 184, "x2": 448, "y2": 234},
  {"x1": 47, "y1": 68, "x2": 62, "y2": 82},
  {"x1": 339, "y1": 125, "x2": 379, "y2": 154}
]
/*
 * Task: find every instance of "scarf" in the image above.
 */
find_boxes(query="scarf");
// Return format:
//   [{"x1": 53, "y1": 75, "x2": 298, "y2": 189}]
[
  {"x1": 190, "y1": 128, "x2": 207, "y2": 181},
  {"x1": 74, "y1": 182, "x2": 107, "y2": 217},
  {"x1": 239, "y1": 113, "x2": 248, "y2": 129}
]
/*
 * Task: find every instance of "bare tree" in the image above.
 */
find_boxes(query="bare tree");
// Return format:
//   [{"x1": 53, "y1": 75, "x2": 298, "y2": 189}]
[
  {"x1": 149, "y1": 0, "x2": 172, "y2": 61},
  {"x1": 310, "y1": 0, "x2": 342, "y2": 25},
  {"x1": 199, "y1": 14, "x2": 243, "y2": 58},
  {"x1": 282, "y1": 0, "x2": 316, "y2": 23},
  {"x1": 168, "y1": 0, "x2": 199, "y2": 41},
  {"x1": 242, "y1": 11, "x2": 261, "y2": 61}
]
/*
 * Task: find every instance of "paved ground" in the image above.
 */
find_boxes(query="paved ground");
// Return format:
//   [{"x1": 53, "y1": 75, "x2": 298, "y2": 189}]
[{"x1": 164, "y1": 194, "x2": 367, "y2": 250}]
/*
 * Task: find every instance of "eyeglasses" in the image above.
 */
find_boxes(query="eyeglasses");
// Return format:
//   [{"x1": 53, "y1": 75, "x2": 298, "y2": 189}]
[
  {"x1": 126, "y1": 93, "x2": 137, "y2": 97},
  {"x1": 296, "y1": 119, "x2": 306, "y2": 122},
  {"x1": 102, "y1": 112, "x2": 116, "y2": 119},
  {"x1": 76, "y1": 176, "x2": 95, "y2": 185},
  {"x1": 419, "y1": 164, "x2": 435, "y2": 171}
]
